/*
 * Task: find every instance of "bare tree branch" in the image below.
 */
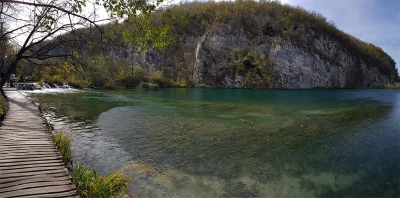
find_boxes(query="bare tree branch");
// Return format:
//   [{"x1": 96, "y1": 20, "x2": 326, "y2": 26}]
[
  {"x1": 0, "y1": 0, "x2": 105, "y2": 32},
  {"x1": 0, "y1": 24, "x2": 33, "y2": 39},
  {"x1": 21, "y1": 54, "x2": 73, "y2": 60}
]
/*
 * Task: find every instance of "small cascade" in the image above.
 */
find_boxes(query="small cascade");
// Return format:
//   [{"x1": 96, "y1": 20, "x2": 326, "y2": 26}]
[
  {"x1": 61, "y1": 84, "x2": 71, "y2": 89},
  {"x1": 43, "y1": 83, "x2": 52, "y2": 89},
  {"x1": 18, "y1": 83, "x2": 42, "y2": 90},
  {"x1": 18, "y1": 83, "x2": 81, "y2": 93}
]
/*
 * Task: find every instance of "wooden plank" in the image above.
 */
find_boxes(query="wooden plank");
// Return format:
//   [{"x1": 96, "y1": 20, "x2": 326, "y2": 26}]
[
  {"x1": 0, "y1": 180, "x2": 72, "y2": 193},
  {"x1": 0, "y1": 169, "x2": 68, "y2": 179},
  {"x1": 0, "y1": 131, "x2": 47, "y2": 133},
  {"x1": 0, "y1": 133, "x2": 50, "y2": 136},
  {"x1": 0, "y1": 128, "x2": 47, "y2": 131},
  {"x1": 18, "y1": 190, "x2": 78, "y2": 198},
  {"x1": 0, "y1": 166, "x2": 67, "y2": 175},
  {"x1": 0, "y1": 173, "x2": 70, "y2": 184},
  {"x1": 0, "y1": 153, "x2": 59, "y2": 160},
  {"x1": 0, "y1": 172, "x2": 70, "y2": 186},
  {"x1": 0, "y1": 159, "x2": 64, "y2": 167},
  {"x1": 0, "y1": 137, "x2": 50, "y2": 140},
  {"x1": 0, "y1": 136, "x2": 51, "y2": 139},
  {"x1": 0, "y1": 149, "x2": 59, "y2": 156},
  {"x1": 0, "y1": 185, "x2": 76, "y2": 197},
  {"x1": 0, "y1": 140, "x2": 52, "y2": 143},
  {"x1": 0, "y1": 156, "x2": 62, "y2": 163},
  {"x1": 0, "y1": 176, "x2": 71, "y2": 190},
  {"x1": 0, "y1": 162, "x2": 65, "y2": 171},
  {"x1": 0, "y1": 142, "x2": 54, "y2": 146},
  {"x1": 0, "y1": 147, "x2": 55, "y2": 151},
  {"x1": 0, "y1": 145, "x2": 57, "y2": 150},
  {"x1": 0, "y1": 128, "x2": 48, "y2": 131},
  {"x1": 0, "y1": 138, "x2": 51, "y2": 141},
  {"x1": 0, "y1": 149, "x2": 58, "y2": 155},
  {"x1": 0, "y1": 173, "x2": 70, "y2": 185},
  {"x1": 0, "y1": 151, "x2": 58, "y2": 157}
]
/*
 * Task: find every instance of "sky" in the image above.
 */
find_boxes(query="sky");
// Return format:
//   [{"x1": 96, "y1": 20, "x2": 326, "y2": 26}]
[{"x1": 281, "y1": 0, "x2": 400, "y2": 70}]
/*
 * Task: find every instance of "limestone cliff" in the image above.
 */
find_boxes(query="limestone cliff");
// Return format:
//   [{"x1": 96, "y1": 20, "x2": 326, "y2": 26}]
[
  {"x1": 104, "y1": 1, "x2": 398, "y2": 89},
  {"x1": 58, "y1": 1, "x2": 399, "y2": 89},
  {"x1": 190, "y1": 27, "x2": 395, "y2": 89}
]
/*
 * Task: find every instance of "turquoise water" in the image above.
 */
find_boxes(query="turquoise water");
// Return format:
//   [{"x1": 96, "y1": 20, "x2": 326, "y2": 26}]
[{"x1": 29, "y1": 89, "x2": 400, "y2": 197}]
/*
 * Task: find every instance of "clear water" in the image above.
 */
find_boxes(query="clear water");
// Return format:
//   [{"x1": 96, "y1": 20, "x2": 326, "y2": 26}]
[{"x1": 28, "y1": 89, "x2": 400, "y2": 197}]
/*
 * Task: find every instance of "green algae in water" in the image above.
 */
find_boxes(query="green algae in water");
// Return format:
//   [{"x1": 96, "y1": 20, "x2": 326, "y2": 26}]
[{"x1": 29, "y1": 89, "x2": 400, "y2": 197}]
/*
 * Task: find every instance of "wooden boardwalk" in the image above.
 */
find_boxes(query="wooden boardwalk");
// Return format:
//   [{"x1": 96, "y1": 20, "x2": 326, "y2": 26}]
[{"x1": 0, "y1": 90, "x2": 78, "y2": 197}]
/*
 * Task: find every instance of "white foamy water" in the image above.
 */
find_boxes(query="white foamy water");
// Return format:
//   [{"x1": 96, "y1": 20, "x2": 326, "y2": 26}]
[
  {"x1": 22, "y1": 88, "x2": 84, "y2": 94},
  {"x1": 18, "y1": 83, "x2": 85, "y2": 94}
]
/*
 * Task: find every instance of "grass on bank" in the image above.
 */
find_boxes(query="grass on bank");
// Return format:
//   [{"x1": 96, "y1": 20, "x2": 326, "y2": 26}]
[
  {"x1": 52, "y1": 132, "x2": 131, "y2": 198},
  {"x1": 52, "y1": 132, "x2": 72, "y2": 166},
  {"x1": 71, "y1": 164, "x2": 131, "y2": 198},
  {"x1": 384, "y1": 82, "x2": 400, "y2": 89},
  {"x1": 0, "y1": 93, "x2": 8, "y2": 123}
]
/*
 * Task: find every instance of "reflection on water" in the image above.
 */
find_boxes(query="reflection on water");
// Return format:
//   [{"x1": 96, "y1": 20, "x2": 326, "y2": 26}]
[{"x1": 27, "y1": 89, "x2": 400, "y2": 197}]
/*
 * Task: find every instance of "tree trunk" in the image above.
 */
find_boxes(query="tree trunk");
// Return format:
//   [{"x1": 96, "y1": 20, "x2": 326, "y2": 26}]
[{"x1": 0, "y1": 59, "x2": 19, "y2": 89}]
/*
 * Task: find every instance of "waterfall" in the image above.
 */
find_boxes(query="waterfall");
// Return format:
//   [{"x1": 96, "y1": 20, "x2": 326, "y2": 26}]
[{"x1": 194, "y1": 34, "x2": 207, "y2": 84}]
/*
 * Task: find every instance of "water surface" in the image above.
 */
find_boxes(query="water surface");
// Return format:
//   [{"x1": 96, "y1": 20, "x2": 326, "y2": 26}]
[{"x1": 28, "y1": 88, "x2": 400, "y2": 197}]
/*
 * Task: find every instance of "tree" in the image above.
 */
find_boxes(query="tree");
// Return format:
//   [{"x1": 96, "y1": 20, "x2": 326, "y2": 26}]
[
  {"x1": 0, "y1": 0, "x2": 164, "y2": 88},
  {"x1": 0, "y1": 19, "x2": 15, "y2": 82}
]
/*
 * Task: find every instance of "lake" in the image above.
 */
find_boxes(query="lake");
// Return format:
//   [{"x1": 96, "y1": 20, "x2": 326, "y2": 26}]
[{"x1": 26, "y1": 88, "x2": 400, "y2": 197}]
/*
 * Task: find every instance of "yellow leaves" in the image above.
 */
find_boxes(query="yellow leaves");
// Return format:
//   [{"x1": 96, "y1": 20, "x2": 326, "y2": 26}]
[
  {"x1": 148, "y1": 65, "x2": 163, "y2": 83},
  {"x1": 38, "y1": 62, "x2": 91, "y2": 87},
  {"x1": 116, "y1": 69, "x2": 126, "y2": 81}
]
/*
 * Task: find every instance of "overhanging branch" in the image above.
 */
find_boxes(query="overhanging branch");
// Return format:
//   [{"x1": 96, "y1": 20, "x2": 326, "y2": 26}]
[{"x1": 0, "y1": 0, "x2": 105, "y2": 33}]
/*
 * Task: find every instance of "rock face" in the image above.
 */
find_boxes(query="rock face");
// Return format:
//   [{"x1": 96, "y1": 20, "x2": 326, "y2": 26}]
[
  {"x1": 265, "y1": 37, "x2": 392, "y2": 89},
  {"x1": 110, "y1": 25, "x2": 396, "y2": 89},
  {"x1": 187, "y1": 28, "x2": 394, "y2": 89},
  {"x1": 102, "y1": 4, "x2": 398, "y2": 89}
]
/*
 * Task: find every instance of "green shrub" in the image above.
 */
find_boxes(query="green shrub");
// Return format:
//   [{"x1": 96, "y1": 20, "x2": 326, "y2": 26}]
[
  {"x1": 71, "y1": 164, "x2": 131, "y2": 198},
  {"x1": 168, "y1": 79, "x2": 193, "y2": 88},
  {"x1": 138, "y1": 82, "x2": 160, "y2": 90}
]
